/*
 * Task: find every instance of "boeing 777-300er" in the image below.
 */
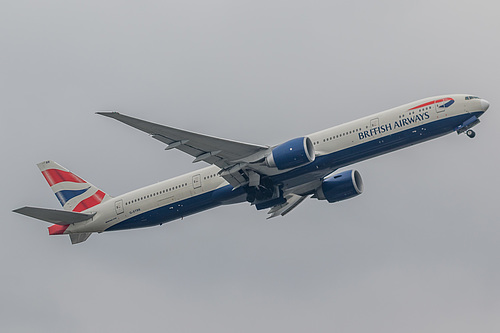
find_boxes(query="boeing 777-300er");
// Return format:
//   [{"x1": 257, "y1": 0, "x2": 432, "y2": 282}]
[{"x1": 14, "y1": 94, "x2": 490, "y2": 244}]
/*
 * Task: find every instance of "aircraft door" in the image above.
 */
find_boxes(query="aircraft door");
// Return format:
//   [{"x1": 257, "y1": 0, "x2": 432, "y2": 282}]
[
  {"x1": 193, "y1": 174, "x2": 201, "y2": 189},
  {"x1": 370, "y1": 118, "x2": 380, "y2": 137},
  {"x1": 115, "y1": 200, "x2": 124, "y2": 215},
  {"x1": 192, "y1": 174, "x2": 202, "y2": 195}
]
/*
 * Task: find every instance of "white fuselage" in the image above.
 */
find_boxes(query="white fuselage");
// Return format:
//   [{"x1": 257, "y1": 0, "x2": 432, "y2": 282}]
[{"x1": 66, "y1": 94, "x2": 488, "y2": 234}]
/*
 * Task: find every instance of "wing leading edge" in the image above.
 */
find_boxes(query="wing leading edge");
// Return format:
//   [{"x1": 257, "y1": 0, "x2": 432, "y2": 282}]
[{"x1": 97, "y1": 112, "x2": 269, "y2": 168}]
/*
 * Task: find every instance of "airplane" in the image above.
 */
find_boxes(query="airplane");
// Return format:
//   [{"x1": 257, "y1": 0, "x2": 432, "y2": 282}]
[{"x1": 13, "y1": 94, "x2": 490, "y2": 244}]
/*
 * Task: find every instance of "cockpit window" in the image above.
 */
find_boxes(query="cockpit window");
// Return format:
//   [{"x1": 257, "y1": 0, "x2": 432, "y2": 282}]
[{"x1": 465, "y1": 96, "x2": 479, "y2": 100}]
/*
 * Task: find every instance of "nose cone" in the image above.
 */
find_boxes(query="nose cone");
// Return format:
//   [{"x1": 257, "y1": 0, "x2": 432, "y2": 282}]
[{"x1": 480, "y1": 99, "x2": 490, "y2": 112}]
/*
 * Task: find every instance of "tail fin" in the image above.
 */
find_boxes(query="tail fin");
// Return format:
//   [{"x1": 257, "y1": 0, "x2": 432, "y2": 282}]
[{"x1": 37, "y1": 161, "x2": 112, "y2": 212}]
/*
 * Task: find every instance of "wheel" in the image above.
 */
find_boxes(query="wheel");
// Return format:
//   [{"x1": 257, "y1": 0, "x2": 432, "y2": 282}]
[{"x1": 466, "y1": 129, "x2": 476, "y2": 138}]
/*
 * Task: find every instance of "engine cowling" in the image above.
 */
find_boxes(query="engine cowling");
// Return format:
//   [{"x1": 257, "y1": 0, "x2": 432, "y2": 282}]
[
  {"x1": 315, "y1": 170, "x2": 363, "y2": 203},
  {"x1": 266, "y1": 137, "x2": 315, "y2": 170}
]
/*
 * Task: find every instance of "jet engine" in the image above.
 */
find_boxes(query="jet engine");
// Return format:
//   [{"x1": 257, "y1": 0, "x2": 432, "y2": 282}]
[
  {"x1": 266, "y1": 137, "x2": 315, "y2": 170},
  {"x1": 314, "y1": 170, "x2": 363, "y2": 203}
]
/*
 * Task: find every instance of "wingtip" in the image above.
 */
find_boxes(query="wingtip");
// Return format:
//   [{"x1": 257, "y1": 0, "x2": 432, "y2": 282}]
[
  {"x1": 12, "y1": 207, "x2": 24, "y2": 214},
  {"x1": 96, "y1": 111, "x2": 120, "y2": 117}
]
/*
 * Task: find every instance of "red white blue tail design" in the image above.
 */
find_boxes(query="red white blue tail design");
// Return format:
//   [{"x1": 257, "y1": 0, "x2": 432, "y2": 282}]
[{"x1": 37, "y1": 161, "x2": 111, "y2": 212}]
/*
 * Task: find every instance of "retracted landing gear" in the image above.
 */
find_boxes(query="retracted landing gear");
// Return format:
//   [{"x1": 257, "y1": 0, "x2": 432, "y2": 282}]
[{"x1": 466, "y1": 129, "x2": 476, "y2": 138}]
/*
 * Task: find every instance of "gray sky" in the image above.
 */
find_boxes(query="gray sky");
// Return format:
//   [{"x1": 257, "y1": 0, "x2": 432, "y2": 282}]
[{"x1": 2, "y1": 1, "x2": 499, "y2": 332}]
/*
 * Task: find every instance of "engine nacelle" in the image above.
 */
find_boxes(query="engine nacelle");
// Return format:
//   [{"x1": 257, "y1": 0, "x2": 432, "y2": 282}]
[
  {"x1": 266, "y1": 137, "x2": 315, "y2": 170},
  {"x1": 315, "y1": 170, "x2": 363, "y2": 203}
]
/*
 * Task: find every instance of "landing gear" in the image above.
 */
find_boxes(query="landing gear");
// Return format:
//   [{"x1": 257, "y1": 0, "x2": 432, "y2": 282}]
[
  {"x1": 456, "y1": 116, "x2": 480, "y2": 138},
  {"x1": 244, "y1": 177, "x2": 285, "y2": 210},
  {"x1": 245, "y1": 177, "x2": 275, "y2": 203}
]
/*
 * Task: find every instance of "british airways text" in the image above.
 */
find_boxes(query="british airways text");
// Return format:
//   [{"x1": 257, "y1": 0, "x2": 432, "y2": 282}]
[{"x1": 358, "y1": 112, "x2": 430, "y2": 140}]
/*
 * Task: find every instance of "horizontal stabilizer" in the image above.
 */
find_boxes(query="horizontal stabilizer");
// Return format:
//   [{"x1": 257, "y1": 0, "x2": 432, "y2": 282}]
[
  {"x1": 13, "y1": 206, "x2": 95, "y2": 225},
  {"x1": 70, "y1": 232, "x2": 92, "y2": 244}
]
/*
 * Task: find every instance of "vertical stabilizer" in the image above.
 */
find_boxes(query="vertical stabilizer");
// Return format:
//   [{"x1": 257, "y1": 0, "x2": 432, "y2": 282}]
[{"x1": 37, "y1": 161, "x2": 111, "y2": 212}]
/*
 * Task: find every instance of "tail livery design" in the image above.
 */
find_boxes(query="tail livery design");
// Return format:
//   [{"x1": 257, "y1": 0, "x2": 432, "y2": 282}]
[
  {"x1": 13, "y1": 161, "x2": 111, "y2": 244},
  {"x1": 38, "y1": 161, "x2": 110, "y2": 212}
]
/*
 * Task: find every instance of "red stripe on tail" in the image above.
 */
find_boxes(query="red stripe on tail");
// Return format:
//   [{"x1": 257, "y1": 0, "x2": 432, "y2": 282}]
[
  {"x1": 42, "y1": 169, "x2": 86, "y2": 187},
  {"x1": 73, "y1": 190, "x2": 106, "y2": 212}
]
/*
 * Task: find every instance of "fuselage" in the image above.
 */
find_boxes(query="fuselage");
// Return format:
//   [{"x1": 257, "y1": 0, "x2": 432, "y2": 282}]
[{"x1": 66, "y1": 94, "x2": 489, "y2": 234}]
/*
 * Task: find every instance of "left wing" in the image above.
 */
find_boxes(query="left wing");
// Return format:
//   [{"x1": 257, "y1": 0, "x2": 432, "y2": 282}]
[
  {"x1": 97, "y1": 112, "x2": 269, "y2": 168},
  {"x1": 97, "y1": 112, "x2": 324, "y2": 196}
]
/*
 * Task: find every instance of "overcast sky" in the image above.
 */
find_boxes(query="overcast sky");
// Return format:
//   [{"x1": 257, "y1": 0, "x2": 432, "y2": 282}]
[{"x1": 2, "y1": 1, "x2": 499, "y2": 332}]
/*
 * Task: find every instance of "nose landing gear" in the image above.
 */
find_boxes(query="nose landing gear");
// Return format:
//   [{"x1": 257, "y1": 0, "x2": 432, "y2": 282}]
[
  {"x1": 466, "y1": 129, "x2": 476, "y2": 138},
  {"x1": 455, "y1": 116, "x2": 480, "y2": 138}
]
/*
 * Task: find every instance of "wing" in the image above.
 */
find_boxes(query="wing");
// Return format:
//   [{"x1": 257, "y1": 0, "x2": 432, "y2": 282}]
[
  {"x1": 97, "y1": 112, "x2": 268, "y2": 168},
  {"x1": 98, "y1": 112, "x2": 323, "y2": 218}
]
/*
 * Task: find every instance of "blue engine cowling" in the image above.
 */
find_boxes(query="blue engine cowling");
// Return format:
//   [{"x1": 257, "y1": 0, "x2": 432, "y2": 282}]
[
  {"x1": 266, "y1": 137, "x2": 315, "y2": 170},
  {"x1": 315, "y1": 170, "x2": 363, "y2": 203}
]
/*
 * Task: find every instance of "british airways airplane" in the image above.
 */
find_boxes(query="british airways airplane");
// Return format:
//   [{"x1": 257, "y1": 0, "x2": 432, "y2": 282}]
[{"x1": 14, "y1": 94, "x2": 490, "y2": 244}]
